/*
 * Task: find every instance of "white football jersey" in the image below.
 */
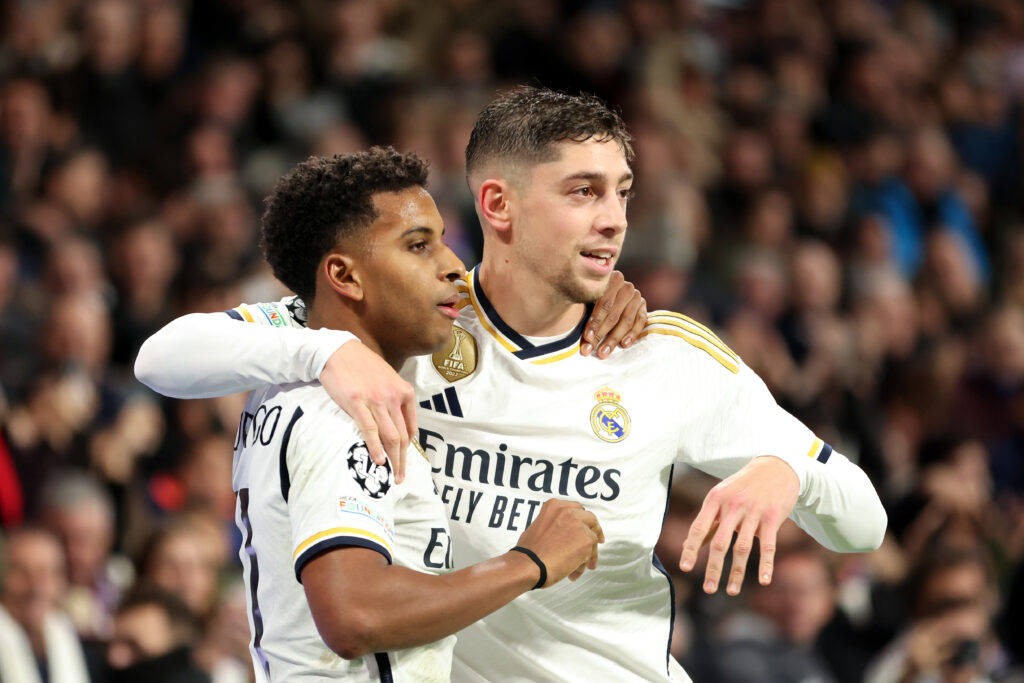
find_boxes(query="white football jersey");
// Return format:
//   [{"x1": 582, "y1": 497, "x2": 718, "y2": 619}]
[
  {"x1": 227, "y1": 267, "x2": 883, "y2": 683},
  {"x1": 232, "y1": 381, "x2": 455, "y2": 683}
]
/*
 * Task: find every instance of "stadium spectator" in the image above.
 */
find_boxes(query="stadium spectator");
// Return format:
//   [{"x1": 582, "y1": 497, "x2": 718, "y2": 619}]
[
  {"x1": 0, "y1": 526, "x2": 92, "y2": 683},
  {"x1": 138, "y1": 518, "x2": 221, "y2": 620},
  {"x1": 865, "y1": 545, "x2": 1013, "y2": 683},
  {"x1": 40, "y1": 470, "x2": 133, "y2": 640},
  {"x1": 712, "y1": 543, "x2": 842, "y2": 683},
  {"x1": 107, "y1": 584, "x2": 211, "y2": 683}
]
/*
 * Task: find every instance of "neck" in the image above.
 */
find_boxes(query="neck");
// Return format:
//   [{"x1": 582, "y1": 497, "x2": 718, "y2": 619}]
[
  {"x1": 478, "y1": 253, "x2": 586, "y2": 337},
  {"x1": 307, "y1": 301, "x2": 404, "y2": 370}
]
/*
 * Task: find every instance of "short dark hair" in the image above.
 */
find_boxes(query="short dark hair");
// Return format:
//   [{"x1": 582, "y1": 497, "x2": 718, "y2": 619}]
[
  {"x1": 116, "y1": 584, "x2": 200, "y2": 644},
  {"x1": 0, "y1": 525, "x2": 63, "y2": 580},
  {"x1": 906, "y1": 544, "x2": 992, "y2": 618},
  {"x1": 260, "y1": 147, "x2": 430, "y2": 303},
  {"x1": 465, "y1": 86, "x2": 633, "y2": 183}
]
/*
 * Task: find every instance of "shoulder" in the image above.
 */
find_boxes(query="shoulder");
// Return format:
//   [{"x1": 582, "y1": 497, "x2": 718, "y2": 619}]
[
  {"x1": 264, "y1": 383, "x2": 361, "y2": 442},
  {"x1": 226, "y1": 297, "x2": 307, "y2": 328},
  {"x1": 639, "y1": 310, "x2": 741, "y2": 375}
]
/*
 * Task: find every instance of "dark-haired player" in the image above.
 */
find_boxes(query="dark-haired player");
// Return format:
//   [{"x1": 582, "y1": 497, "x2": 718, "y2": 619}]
[{"x1": 220, "y1": 148, "x2": 602, "y2": 681}]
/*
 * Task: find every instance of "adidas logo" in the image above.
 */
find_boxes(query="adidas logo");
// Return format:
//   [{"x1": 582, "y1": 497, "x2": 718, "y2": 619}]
[{"x1": 419, "y1": 387, "x2": 463, "y2": 418}]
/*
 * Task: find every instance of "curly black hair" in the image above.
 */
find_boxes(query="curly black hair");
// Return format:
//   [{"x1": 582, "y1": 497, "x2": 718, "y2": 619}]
[
  {"x1": 260, "y1": 146, "x2": 429, "y2": 303},
  {"x1": 465, "y1": 86, "x2": 633, "y2": 182}
]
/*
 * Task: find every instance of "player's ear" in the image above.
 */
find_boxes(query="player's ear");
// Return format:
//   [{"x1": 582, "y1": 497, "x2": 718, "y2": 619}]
[
  {"x1": 478, "y1": 178, "x2": 513, "y2": 234},
  {"x1": 322, "y1": 251, "x2": 363, "y2": 301}
]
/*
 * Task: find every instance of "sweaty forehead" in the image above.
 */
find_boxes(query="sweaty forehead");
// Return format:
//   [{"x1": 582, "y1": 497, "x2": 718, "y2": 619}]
[{"x1": 369, "y1": 187, "x2": 441, "y2": 233}]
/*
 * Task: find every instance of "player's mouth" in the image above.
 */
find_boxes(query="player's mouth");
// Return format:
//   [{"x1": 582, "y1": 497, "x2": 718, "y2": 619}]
[
  {"x1": 580, "y1": 249, "x2": 618, "y2": 274},
  {"x1": 436, "y1": 294, "x2": 460, "y2": 319}
]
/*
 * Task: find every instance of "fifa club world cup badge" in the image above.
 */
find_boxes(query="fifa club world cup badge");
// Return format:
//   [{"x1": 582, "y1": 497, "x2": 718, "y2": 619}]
[
  {"x1": 346, "y1": 442, "x2": 393, "y2": 498},
  {"x1": 432, "y1": 325, "x2": 477, "y2": 382},
  {"x1": 590, "y1": 387, "x2": 631, "y2": 443}
]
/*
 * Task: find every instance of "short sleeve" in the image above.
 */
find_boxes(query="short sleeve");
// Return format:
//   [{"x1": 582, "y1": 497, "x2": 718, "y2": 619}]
[{"x1": 286, "y1": 412, "x2": 399, "y2": 582}]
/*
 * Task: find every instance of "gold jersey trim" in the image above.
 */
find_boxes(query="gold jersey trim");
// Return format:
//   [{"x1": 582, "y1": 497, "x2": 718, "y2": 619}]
[
  {"x1": 530, "y1": 345, "x2": 579, "y2": 365},
  {"x1": 639, "y1": 327, "x2": 740, "y2": 374},
  {"x1": 460, "y1": 269, "x2": 584, "y2": 365},
  {"x1": 237, "y1": 305, "x2": 256, "y2": 323},
  {"x1": 646, "y1": 311, "x2": 739, "y2": 363},
  {"x1": 293, "y1": 526, "x2": 393, "y2": 560},
  {"x1": 465, "y1": 269, "x2": 519, "y2": 352}
]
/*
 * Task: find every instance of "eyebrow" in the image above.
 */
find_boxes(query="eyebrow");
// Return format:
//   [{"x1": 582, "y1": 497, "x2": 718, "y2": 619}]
[
  {"x1": 562, "y1": 170, "x2": 635, "y2": 184},
  {"x1": 400, "y1": 226, "x2": 445, "y2": 238}
]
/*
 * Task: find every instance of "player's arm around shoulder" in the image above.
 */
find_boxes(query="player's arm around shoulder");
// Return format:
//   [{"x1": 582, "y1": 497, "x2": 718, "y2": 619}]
[
  {"x1": 134, "y1": 299, "x2": 351, "y2": 397},
  {"x1": 134, "y1": 298, "x2": 418, "y2": 481},
  {"x1": 301, "y1": 499, "x2": 604, "y2": 660},
  {"x1": 581, "y1": 271, "x2": 648, "y2": 358}
]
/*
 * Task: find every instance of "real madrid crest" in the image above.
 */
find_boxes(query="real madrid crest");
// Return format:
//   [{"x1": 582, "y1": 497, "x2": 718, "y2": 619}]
[
  {"x1": 590, "y1": 387, "x2": 630, "y2": 443},
  {"x1": 432, "y1": 325, "x2": 477, "y2": 382}
]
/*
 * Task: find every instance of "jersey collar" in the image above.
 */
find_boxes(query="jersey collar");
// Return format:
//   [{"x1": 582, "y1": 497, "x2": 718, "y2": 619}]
[{"x1": 466, "y1": 265, "x2": 589, "y2": 364}]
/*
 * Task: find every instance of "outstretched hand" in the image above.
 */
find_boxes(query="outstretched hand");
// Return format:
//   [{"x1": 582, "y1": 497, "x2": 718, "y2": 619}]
[
  {"x1": 581, "y1": 271, "x2": 647, "y2": 358},
  {"x1": 679, "y1": 456, "x2": 799, "y2": 595},
  {"x1": 320, "y1": 339, "x2": 417, "y2": 483}
]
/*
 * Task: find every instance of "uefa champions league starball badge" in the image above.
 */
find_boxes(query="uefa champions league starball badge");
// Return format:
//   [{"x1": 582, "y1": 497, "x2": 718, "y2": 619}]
[{"x1": 346, "y1": 442, "x2": 393, "y2": 498}]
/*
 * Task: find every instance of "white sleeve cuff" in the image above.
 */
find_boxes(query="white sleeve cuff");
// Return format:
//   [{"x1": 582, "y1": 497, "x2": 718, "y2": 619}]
[{"x1": 306, "y1": 329, "x2": 359, "y2": 381}]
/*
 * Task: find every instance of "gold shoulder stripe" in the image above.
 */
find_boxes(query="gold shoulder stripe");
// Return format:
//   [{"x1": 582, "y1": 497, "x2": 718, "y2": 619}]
[
  {"x1": 646, "y1": 311, "x2": 738, "y2": 361},
  {"x1": 456, "y1": 286, "x2": 471, "y2": 294},
  {"x1": 805, "y1": 438, "x2": 823, "y2": 460},
  {"x1": 653, "y1": 310, "x2": 722, "y2": 343},
  {"x1": 648, "y1": 310, "x2": 730, "y2": 343},
  {"x1": 646, "y1": 318, "x2": 739, "y2": 365},
  {"x1": 454, "y1": 299, "x2": 473, "y2": 310},
  {"x1": 646, "y1": 312, "x2": 739, "y2": 363},
  {"x1": 640, "y1": 328, "x2": 739, "y2": 374}
]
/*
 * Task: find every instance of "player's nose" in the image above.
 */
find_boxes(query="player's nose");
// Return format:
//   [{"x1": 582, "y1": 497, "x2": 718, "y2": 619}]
[
  {"x1": 440, "y1": 244, "x2": 466, "y2": 282},
  {"x1": 596, "y1": 193, "x2": 628, "y2": 238}
]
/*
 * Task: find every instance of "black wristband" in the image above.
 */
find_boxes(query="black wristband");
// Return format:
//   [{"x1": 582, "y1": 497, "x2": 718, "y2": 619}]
[{"x1": 510, "y1": 546, "x2": 547, "y2": 590}]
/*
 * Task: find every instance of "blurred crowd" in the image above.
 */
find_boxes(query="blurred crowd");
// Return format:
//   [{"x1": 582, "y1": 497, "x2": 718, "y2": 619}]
[{"x1": 0, "y1": 0, "x2": 1022, "y2": 681}]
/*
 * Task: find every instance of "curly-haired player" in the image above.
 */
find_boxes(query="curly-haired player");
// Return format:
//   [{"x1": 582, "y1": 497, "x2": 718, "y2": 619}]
[{"x1": 214, "y1": 147, "x2": 603, "y2": 681}]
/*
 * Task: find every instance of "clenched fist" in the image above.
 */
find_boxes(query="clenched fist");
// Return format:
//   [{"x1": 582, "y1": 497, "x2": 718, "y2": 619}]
[{"x1": 514, "y1": 499, "x2": 605, "y2": 587}]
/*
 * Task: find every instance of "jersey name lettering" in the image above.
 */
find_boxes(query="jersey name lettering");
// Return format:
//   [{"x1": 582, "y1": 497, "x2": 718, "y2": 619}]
[{"x1": 234, "y1": 405, "x2": 283, "y2": 449}]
